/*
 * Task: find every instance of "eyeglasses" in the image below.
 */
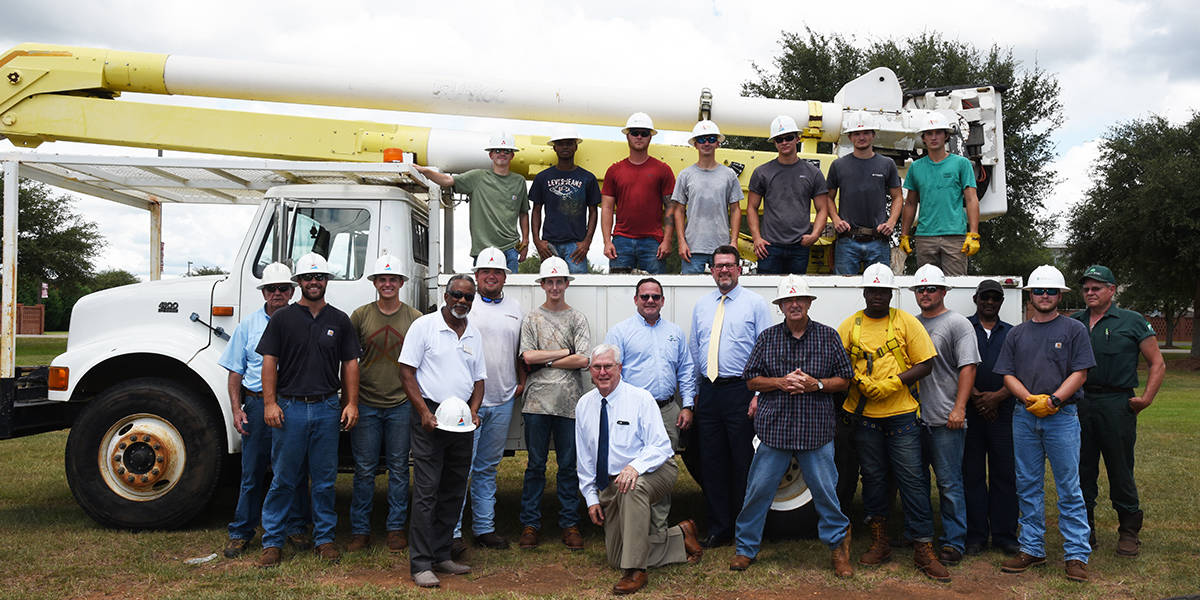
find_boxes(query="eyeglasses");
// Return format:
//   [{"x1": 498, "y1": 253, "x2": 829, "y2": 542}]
[
  {"x1": 694, "y1": 134, "x2": 719, "y2": 145},
  {"x1": 638, "y1": 293, "x2": 663, "y2": 301},
  {"x1": 298, "y1": 273, "x2": 327, "y2": 282},
  {"x1": 1081, "y1": 285, "x2": 1108, "y2": 293},
  {"x1": 447, "y1": 289, "x2": 476, "y2": 301},
  {"x1": 489, "y1": 149, "x2": 514, "y2": 155},
  {"x1": 1030, "y1": 288, "x2": 1060, "y2": 296},
  {"x1": 627, "y1": 128, "x2": 652, "y2": 138},
  {"x1": 589, "y1": 363, "x2": 619, "y2": 371},
  {"x1": 914, "y1": 286, "x2": 943, "y2": 294},
  {"x1": 773, "y1": 133, "x2": 798, "y2": 143},
  {"x1": 712, "y1": 263, "x2": 739, "y2": 271},
  {"x1": 263, "y1": 284, "x2": 293, "y2": 293}
]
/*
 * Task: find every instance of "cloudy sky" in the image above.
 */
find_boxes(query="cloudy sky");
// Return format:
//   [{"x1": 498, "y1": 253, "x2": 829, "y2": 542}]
[{"x1": 3, "y1": 0, "x2": 1198, "y2": 278}]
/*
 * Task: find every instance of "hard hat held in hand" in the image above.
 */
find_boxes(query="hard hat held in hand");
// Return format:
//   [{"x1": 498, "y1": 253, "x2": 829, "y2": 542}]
[
  {"x1": 769, "y1": 115, "x2": 801, "y2": 141},
  {"x1": 910, "y1": 264, "x2": 947, "y2": 289},
  {"x1": 842, "y1": 112, "x2": 876, "y2": 135},
  {"x1": 536, "y1": 256, "x2": 575, "y2": 282},
  {"x1": 773, "y1": 274, "x2": 816, "y2": 304},
  {"x1": 689, "y1": 120, "x2": 725, "y2": 146},
  {"x1": 291, "y1": 253, "x2": 332, "y2": 281},
  {"x1": 861, "y1": 263, "x2": 899, "y2": 289},
  {"x1": 621, "y1": 112, "x2": 657, "y2": 136},
  {"x1": 257, "y1": 262, "x2": 294, "y2": 289},
  {"x1": 473, "y1": 247, "x2": 511, "y2": 273},
  {"x1": 1023, "y1": 265, "x2": 1070, "y2": 291},
  {"x1": 368, "y1": 252, "x2": 408, "y2": 281},
  {"x1": 434, "y1": 397, "x2": 476, "y2": 433},
  {"x1": 484, "y1": 132, "x2": 521, "y2": 153}
]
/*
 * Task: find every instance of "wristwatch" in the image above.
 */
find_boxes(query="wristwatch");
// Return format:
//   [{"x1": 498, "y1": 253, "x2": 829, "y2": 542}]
[
  {"x1": 1050, "y1": 394, "x2": 1062, "y2": 408},
  {"x1": 546, "y1": 359, "x2": 554, "y2": 368},
  {"x1": 815, "y1": 378, "x2": 825, "y2": 392}
]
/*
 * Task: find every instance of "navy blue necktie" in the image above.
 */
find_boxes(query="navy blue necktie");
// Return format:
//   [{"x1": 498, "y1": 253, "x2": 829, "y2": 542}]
[{"x1": 596, "y1": 397, "x2": 609, "y2": 492}]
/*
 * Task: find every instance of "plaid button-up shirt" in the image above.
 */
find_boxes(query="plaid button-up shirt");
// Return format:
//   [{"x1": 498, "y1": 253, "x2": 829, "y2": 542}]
[{"x1": 742, "y1": 320, "x2": 853, "y2": 450}]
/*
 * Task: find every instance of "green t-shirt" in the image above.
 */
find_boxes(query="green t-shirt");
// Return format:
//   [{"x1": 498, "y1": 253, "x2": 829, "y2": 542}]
[
  {"x1": 455, "y1": 168, "x2": 530, "y2": 256},
  {"x1": 351, "y1": 301, "x2": 423, "y2": 408},
  {"x1": 902, "y1": 153, "x2": 976, "y2": 236},
  {"x1": 1070, "y1": 305, "x2": 1155, "y2": 390}
]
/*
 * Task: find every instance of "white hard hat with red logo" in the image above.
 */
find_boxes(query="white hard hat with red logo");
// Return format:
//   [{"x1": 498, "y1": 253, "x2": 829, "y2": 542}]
[
  {"x1": 368, "y1": 252, "x2": 408, "y2": 281},
  {"x1": 773, "y1": 274, "x2": 816, "y2": 304},
  {"x1": 434, "y1": 397, "x2": 476, "y2": 433},
  {"x1": 472, "y1": 247, "x2": 511, "y2": 273},
  {"x1": 484, "y1": 132, "x2": 521, "y2": 152},
  {"x1": 535, "y1": 256, "x2": 574, "y2": 282},
  {"x1": 769, "y1": 115, "x2": 801, "y2": 141},
  {"x1": 842, "y1": 112, "x2": 876, "y2": 134},
  {"x1": 910, "y1": 264, "x2": 947, "y2": 288},
  {"x1": 916, "y1": 112, "x2": 953, "y2": 135},
  {"x1": 689, "y1": 120, "x2": 725, "y2": 146},
  {"x1": 861, "y1": 263, "x2": 899, "y2": 290}
]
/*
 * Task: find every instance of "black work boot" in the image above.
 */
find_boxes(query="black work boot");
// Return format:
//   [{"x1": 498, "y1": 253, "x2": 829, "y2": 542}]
[{"x1": 1116, "y1": 510, "x2": 1143, "y2": 557}]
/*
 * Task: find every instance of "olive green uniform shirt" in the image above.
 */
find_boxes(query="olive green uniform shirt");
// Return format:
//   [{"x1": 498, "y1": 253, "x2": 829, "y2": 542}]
[{"x1": 1070, "y1": 304, "x2": 1155, "y2": 390}]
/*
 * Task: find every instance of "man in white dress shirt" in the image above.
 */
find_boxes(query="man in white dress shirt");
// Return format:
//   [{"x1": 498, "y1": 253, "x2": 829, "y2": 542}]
[{"x1": 576, "y1": 344, "x2": 703, "y2": 595}]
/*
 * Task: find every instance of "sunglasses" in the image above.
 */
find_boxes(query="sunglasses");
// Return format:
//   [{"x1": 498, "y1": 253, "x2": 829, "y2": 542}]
[
  {"x1": 263, "y1": 284, "x2": 293, "y2": 293},
  {"x1": 490, "y1": 149, "x2": 514, "y2": 155},
  {"x1": 1030, "y1": 288, "x2": 1060, "y2": 296},
  {"x1": 447, "y1": 289, "x2": 476, "y2": 301},
  {"x1": 773, "y1": 133, "x2": 798, "y2": 143},
  {"x1": 298, "y1": 273, "x2": 327, "y2": 282},
  {"x1": 638, "y1": 293, "x2": 663, "y2": 301},
  {"x1": 627, "y1": 128, "x2": 652, "y2": 138},
  {"x1": 914, "y1": 286, "x2": 943, "y2": 294},
  {"x1": 694, "y1": 134, "x2": 720, "y2": 145},
  {"x1": 977, "y1": 292, "x2": 1003, "y2": 302}
]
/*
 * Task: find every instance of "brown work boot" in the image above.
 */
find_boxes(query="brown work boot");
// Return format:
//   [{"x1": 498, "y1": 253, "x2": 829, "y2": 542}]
[
  {"x1": 613, "y1": 568, "x2": 647, "y2": 595},
  {"x1": 938, "y1": 545, "x2": 963, "y2": 566},
  {"x1": 858, "y1": 517, "x2": 892, "y2": 565},
  {"x1": 518, "y1": 525, "x2": 539, "y2": 549},
  {"x1": 346, "y1": 534, "x2": 370, "y2": 552},
  {"x1": 914, "y1": 541, "x2": 951, "y2": 582},
  {"x1": 1116, "y1": 510, "x2": 1143, "y2": 557},
  {"x1": 831, "y1": 526, "x2": 854, "y2": 578},
  {"x1": 1065, "y1": 559, "x2": 1089, "y2": 582},
  {"x1": 315, "y1": 542, "x2": 340, "y2": 564},
  {"x1": 255, "y1": 547, "x2": 281, "y2": 568},
  {"x1": 287, "y1": 532, "x2": 314, "y2": 551},
  {"x1": 387, "y1": 529, "x2": 408, "y2": 552},
  {"x1": 562, "y1": 526, "x2": 584, "y2": 550},
  {"x1": 728, "y1": 554, "x2": 755, "y2": 571},
  {"x1": 677, "y1": 519, "x2": 703, "y2": 564},
  {"x1": 1001, "y1": 551, "x2": 1047, "y2": 573},
  {"x1": 223, "y1": 537, "x2": 250, "y2": 559}
]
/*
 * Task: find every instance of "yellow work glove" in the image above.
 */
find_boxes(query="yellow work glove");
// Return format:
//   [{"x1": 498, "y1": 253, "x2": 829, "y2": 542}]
[
  {"x1": 862, "y1": 375, "x2": 905, "y2": 402},
  {"x1": 961, "y1": 232, "x2": 981, "y2": 256},
  {"x1": 1025, "y1": 394, "x2": 1059, "y2": 418},
  {"x1": 899, "y1": 235, "x2": 913, "y2": 254}
]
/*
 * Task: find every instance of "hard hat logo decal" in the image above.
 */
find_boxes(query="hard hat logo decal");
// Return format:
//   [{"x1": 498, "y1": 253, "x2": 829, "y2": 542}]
[
  {"x1": 788, "y1": 287, "x2": 796, "y2": 293},
  {"x1": 873, "y1": 277, "x2": 880, "y2": 283}
]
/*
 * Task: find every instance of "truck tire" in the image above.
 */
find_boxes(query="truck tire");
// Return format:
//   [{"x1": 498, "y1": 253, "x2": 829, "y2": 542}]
[{"x1": 65, "y1": 377, "x2": 222, "y2": 529}]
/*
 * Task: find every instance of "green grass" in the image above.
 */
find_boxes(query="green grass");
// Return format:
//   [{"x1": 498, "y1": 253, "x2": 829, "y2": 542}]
[
  {"x1": 2, "y1": 340, "x2": 1199, "y2": 598},
  {"x1": 14, "y1": 336, "x2": 67, "y2": 366}
]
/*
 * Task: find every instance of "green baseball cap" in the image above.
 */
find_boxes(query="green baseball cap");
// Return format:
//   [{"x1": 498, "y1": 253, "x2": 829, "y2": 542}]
[{"x1": 1079, "y1": 265, "x2": 1115, "y2": 285}]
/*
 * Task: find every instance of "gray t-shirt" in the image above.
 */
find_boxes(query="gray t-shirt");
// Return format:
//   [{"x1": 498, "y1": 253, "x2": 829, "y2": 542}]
[
  {"x1": 748, "y1": 158, "x2": 828, "y2": 245},
  {"x1": 826, "y1": 153, "x2": 901, "y2": 229},
  {"x1": 916, "y1": 311, "x2": 981, "y2": 426},
  {"x1": 671, "y1": 163, "x2": 744, "y2": 254},
  {"x1": 993, "y1": 315, "x2": 1096, "y2": 403}
]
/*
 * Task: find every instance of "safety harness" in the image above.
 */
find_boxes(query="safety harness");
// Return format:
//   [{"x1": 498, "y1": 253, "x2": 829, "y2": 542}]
[{"x1": 845, "y1": 309, "x2": 919, "y2": 427}]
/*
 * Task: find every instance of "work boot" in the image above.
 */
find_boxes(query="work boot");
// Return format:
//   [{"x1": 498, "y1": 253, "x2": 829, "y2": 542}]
[
  {"x1": 561, "y1": 526, "x2": 584, "y2": 550},
  {"x1": 450, "y1": 537, "x2": 468, "y2": 560},
  {"x1": 518, "y1": 525, "x2": 540, "y2": 549},
  {"x1": 1065, "y1": 559, "x2": 1089, "y2": 582},
  {"x1": 939, "y1": 545, "x2": 963, "y2": 566},
  {"x1": 255, "y1": 547, "x2": 281, "y2": 568},
  {"x1": 858, "y1": 517, "x2": 892, "y2": 566},
  {"x1": 346, "y1": 534, "x2": 370, "y2": 552},
  {"x1": 474, "y1": 531, "x2": 509, "y2": 549},
  {"x1": 1000, "y1": 551, "x2": 1047, "y2": 573},
  {"x1": 315, "y1": 542, "x2": 340, "y2": 564},
  {"x1": 914, "y1": 541, "x2": 951, "y2": 582},
  {"x1": 729, "y1": 554, "x2": 755, "y2": 571},
  {"x1": 223, "y1": 537, "x2": 250, "y2": 559},
  {"x1": 1086, "y1": 506, "x2": 1097, "y2": 548},
  {"x1": 1116, "y1": 510, "x2": 1143, "y2": 557},
  {"x1": 386, "y1": 529, "x2": 408, "y2": 552},
  {"x1": 831, "y1": 526, "x2": 853, "y2": 578}
]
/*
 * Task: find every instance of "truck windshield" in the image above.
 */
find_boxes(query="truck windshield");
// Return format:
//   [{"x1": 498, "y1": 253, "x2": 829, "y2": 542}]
[{"x1": 253, "y1": 206, "x2": 371, "y2": 280}]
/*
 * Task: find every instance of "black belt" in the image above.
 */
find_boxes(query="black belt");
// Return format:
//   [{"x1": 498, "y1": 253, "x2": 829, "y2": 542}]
[
  {"x1": 282, "y1": 394, "x2": 331, "y2": 403},
  {"x1": 1084, "y1": 384, "x2": 1134, "y2": 396},
  {"x1": 712, "y1": 377, "x2": 743, "y2": 385},
  {"x1": 656, "y1": 398, "x2": 674, "y2": 408}
]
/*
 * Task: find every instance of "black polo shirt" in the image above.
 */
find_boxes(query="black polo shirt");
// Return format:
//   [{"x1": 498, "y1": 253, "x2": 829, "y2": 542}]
[{"x1": 256, "y1": 302, "x2": 360, "y2": 397}]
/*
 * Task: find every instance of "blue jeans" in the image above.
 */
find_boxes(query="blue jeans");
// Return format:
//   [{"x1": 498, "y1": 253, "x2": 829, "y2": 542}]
[
  {"x1": 680, "y1": 252, "x2": 713, "y2": 274},
  {"x1": 261, "y1": 395, "x2": 341, "y2": 548},
  {"x1": 834, "y1": 237, "x2": 890, "y2": 275},
  {"x1": 455, "y1": 401, "x2": 516, "y2": 537},
  {"x1": 923, "y1": 425, "x2": 967, "y2": 552},
  {"x1": 854, "y1": 412, "x2": 934, "y2": 542},
  {"x1": 520, "y1": 413, "x2": 580, "y2": 529},
  {"x1": 551, "y1": 241, "x2": 589, "y2": 274},
  {"x1": 610, "y1": 235, "x2": 664, "y2": 274},
  {"x1": 349, "y1": 402, "x2": 411, "y2": 535},
  {"x1": 735, "y1": 441, "x2": 849, "y2": 557},
  {"x1": 228, "y1": 394, "x2": 309, "y2": 540},
  {"x1": 756, "y1": 242, "x2": 811, "y2": 274},
  {"x1": 1012, "y1": 403, "x2": 1091, "y2": 562}
]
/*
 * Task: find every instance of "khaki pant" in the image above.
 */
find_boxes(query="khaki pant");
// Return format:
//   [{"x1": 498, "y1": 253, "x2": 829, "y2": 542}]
[
  {"x1": 915, "y1": 235, "x2": 967, "y2": 276},
  {"x1": 651, "y1": 401, "x2": 680, "y2": 531},
  {"x1": 599, "y1": 460, "x2": 687, "y2": 570}
]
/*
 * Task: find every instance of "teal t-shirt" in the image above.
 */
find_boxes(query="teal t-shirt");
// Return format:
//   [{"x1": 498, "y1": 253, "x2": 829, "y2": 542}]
[
  {"x1": 455, "y1": 169, "x2": 530, "y2": 255},
  {"x1": 902, "y1": 153, "x2": 976, "y2": 236}
]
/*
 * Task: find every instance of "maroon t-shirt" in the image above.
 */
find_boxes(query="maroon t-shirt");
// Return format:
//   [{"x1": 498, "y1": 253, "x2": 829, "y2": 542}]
[{"x1": 602, "y1": 157, "x2": 676, "y2": 242}]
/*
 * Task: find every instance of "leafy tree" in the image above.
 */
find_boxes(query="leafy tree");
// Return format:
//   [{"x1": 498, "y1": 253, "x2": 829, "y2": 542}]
[
  {"x1": 0, "y1": 176, "x2": 103, "y2": 304},
  {"x1": 91, "y1": 269, "x2": 140, "y2": 291},
  {"x1": 740, "y1": 29, "x2": 1061, "y2": 276},
  {"x1": 186, "y1": 265, "x2": 228, "y2": 276},
  {"x1": 1065, "y1": 113, "x2": 1200, "y2": 356}
]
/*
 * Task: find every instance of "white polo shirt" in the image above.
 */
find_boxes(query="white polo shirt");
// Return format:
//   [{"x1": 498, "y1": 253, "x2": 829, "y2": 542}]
[{"x1": 398, "y1": 310, "x2": 487, "y2": 403}]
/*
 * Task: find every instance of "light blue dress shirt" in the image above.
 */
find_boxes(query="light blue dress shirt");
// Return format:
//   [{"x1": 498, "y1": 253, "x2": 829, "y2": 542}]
[
  {"x1": 218, "y1": 304, "x2": 271, "y2": 393},
  {"x1": 605, "y1": 314, "x2": 697, "y2": 408},
  {"x1": 689, "y1": 285, "x2": 774, "y2": 379},
  {"x1": 575, "y1": 380, "x2": 674, "y2": 507}
]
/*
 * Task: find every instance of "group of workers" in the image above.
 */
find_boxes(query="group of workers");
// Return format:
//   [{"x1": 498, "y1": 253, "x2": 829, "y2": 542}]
[{"x1": 212, "y1": 110, "x2": 1164, "y2": 594}]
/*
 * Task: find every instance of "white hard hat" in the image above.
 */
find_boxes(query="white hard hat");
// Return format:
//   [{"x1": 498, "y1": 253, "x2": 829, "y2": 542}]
[
  {"x1": 548, "y1": 125, "x2": 583, "y2": 145},
  {"x1": 368, "y1": 252, "x2": 407, "y2": 281},
  {"x1": 910, "y1": 264, "x2": 947, "y2": 289},
  {"x1": 484, "y1": 132, "x2": 521, "y2": 153},
  {"x1": 291, "y1": 253, "x2": 332, "y2": 281},
  {"x1": 689, "y1": 120, "x2": 725, "y2": 146},
  {"x1": 473, "y1": 247, "x2": 511, "y2": 273},
  {"x1": 861, "y1": 263, "x2": 899, "y2": 290},
  {"x1": 769, "y1": 115, "x2": 801, "y2": 141},
  {"x1": 773, "y1": 274, "x2": 816, "y2": 304},
  {"x1": 257, "y1": 262, "x2": 295, "y2": 289},
  {"x1": 621, "y1": 112, "x2": 658, "y2": 136},
  {"x1": 1023, "y1": 265, "x2": 1070, "y2": 291},
  {"x1": 916, "y1": 112, "x2": 953, "y2": 135},
  {"x1": 536, "y1": 256, "x2": 575, "y2": 282},
  {"x1": 434, "y1": 397, "x2": 476, "y2": 433},
  {"x1": 842, "y1": 112, "x2": 876, "y2": 135}
]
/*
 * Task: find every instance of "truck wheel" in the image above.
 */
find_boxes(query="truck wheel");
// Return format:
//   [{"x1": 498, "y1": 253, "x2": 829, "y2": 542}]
[{"x1": 65, "y1": 378, "x2": 222, "y2": 529}]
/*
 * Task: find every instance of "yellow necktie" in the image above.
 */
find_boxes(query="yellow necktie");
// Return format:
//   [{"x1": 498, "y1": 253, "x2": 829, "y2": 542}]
[{"x1": 706, "y1": 295, "x2": 726, "y2": 382}]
